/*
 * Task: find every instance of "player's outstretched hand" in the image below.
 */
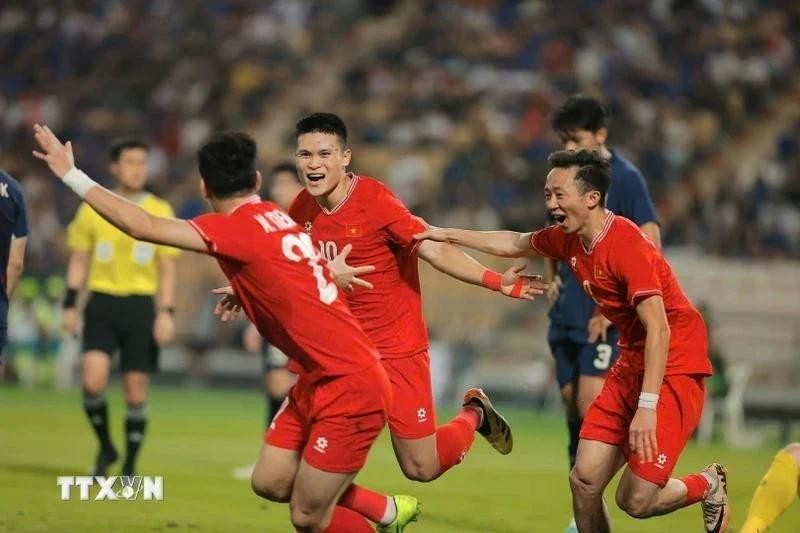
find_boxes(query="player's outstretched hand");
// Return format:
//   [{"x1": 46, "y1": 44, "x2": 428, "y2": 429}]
[
  {"x1": 413, "y1": 226, "x2": 452, "y2": 243},
  {"x1": 587, "y1": 314, "x2": 612, "y2": 343},
  {"x1": 211, "y1": 286, "x2": 242, "y2": 321},
  {"x1": 629, "y1": 408, "x2": 658, "y2": 465},
  {"x1": 327, "y1": 243, "x2": 375, "y2": 292},
  {"x1": 500, "y1": 265, "x2": 548, "y2": 300},
  {"x1": 32, "y1": 124, "x2": 74, "y2": 178}
]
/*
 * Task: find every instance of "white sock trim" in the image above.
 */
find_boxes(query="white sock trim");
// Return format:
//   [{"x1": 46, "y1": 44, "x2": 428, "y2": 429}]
[
  {"x1": 63, "y1": 167, "x2": 98, "y2": 198},
  {"x1": 380, "y1": 496, "x2": 397, "y2": 525}
]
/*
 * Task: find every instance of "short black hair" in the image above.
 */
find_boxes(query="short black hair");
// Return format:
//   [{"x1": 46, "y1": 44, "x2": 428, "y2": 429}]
[
  {"x1": 271, "y1": 162, "x2": 300, "y2": 182},
  {"x1": 110, "y1": 138, "x2": 149, "y2": 162},
  {"x1": 295, "y1": 112, "x2": 348, "y2": 146},
  {"x1": 197, "y1": 131, "x2": 258, "y2": 199},
  {"x1": 551, "y1": 95, "x2": 607, "y2": 134},
  {"x1": 547, "y1": 149, "x2": 610, "y2": 206}
]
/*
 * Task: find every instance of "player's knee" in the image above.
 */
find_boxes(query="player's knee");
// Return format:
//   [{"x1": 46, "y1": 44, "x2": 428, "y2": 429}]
[
  {"x1": 81, "y1": 371, "x2": 106, "y2": 394},
  {"x1": 250, "y1": 474, "x2": 291, "y2": 503},
  {"x1": 568, "y1": 467, "x2": 602, "y2": 500},
  {"x1": 615, "y1": 489, "x2": 653, "y2": 519},
  {"x1": 398, "y1": 455, "x2": 439, "y2": 482},
  {"x1": 289, "y1": 503, "x2": 326, "y2": 531},
  {"x1": 783, "y1": 442, "x2": 800, "y2": 465}
]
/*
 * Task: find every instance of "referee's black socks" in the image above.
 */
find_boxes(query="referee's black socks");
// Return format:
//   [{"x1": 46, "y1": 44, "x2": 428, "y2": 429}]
[
  {"x1": 123, "y1": 403, "x2": 148, "y2": 476},
  {"x1": 83, "y1": 391, "x2": 114, "y2": 451},
  {"x1": 83, "y1": 391, "x2": 118, "y2": 475}
]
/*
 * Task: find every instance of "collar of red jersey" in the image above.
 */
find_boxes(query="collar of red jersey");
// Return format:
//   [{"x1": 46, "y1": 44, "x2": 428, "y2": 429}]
[
  {"x1": 228, "y1": 195, "x2": 261, "y2": 215},
  {"x1": 320, "y1": 173, "x2": 359, "y2": 215},
  {"x1": 582, "y1": 210, "x2": 615, "y2": 254}
]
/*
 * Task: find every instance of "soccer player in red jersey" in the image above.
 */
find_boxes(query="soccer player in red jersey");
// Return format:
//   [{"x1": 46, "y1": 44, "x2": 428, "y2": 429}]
[
  {"x1": 33, "y1": 125, "x2": 393, "y2": 533},
  {"x1": 415, "y1": 150, "x2": 731, "y2": 533},
  {"x1": 284, "y1": 113, "x2": 546, "y2": 530}
]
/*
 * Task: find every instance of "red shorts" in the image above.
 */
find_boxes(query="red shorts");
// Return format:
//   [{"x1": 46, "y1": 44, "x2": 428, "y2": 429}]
[
  {"x1": 380, "y1": 351, "x2": 436, "y2": 439},
  {"x1": 265, "y1": 362, "x2": 392, "y2": 473},
  {"x1": 580, "y1": 367, "x2": 706, "y2": 486}
]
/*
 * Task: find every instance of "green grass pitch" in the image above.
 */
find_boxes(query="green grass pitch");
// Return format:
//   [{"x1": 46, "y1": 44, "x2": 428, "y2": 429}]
[{"x1": 1, "y1": 385, "x2": 798, "y2": 532}]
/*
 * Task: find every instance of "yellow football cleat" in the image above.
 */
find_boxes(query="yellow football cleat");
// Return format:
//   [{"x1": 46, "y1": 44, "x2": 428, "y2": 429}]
[{"x1": 376, "y1": 495, "x2": 421, "y2": 533}]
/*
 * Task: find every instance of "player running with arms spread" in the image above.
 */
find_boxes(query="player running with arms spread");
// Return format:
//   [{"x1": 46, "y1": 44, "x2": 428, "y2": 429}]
[
  {"x1": 415, "y1": 149, "x2": 730, "y2": 533},
  {"x1": 34, "y1": 125, "x2": 394, "y2": 533},
  {"x1": 216, "y1": 112, "x2": 548, "y2": 532}
]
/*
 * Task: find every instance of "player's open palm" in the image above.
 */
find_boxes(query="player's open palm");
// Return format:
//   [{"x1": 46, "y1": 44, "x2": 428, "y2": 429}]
[
  {"x1": 211, "y1": 286, "x2": 242, "y2": 321},
  {"x1": 32, "y1": 124, "x2": 74, "y2": 178},
  {"x1": 629, "y1": 408, "x2": 658, "y2": 464},
  {"x1": 500, "y1": 265, "x2": 547, "y2": 300},
  {"x1": 327, "y1": 243, "x2": 375, "y2": 292}
]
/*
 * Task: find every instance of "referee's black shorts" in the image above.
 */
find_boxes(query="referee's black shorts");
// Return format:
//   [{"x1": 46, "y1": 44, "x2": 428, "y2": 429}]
[{"x1": 82, "y1": 292, "x2": 159, "y2": 373}]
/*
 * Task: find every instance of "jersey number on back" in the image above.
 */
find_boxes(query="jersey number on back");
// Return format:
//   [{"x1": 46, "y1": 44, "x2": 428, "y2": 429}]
[{"x1": 282, "y1": 233, "x2": 338, "y2": 304}]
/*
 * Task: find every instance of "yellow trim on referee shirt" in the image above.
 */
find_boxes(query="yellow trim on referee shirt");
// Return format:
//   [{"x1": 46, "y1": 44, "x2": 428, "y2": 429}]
[{"x1": 66, "y1": 193, "x2": 180, "y2": 296}]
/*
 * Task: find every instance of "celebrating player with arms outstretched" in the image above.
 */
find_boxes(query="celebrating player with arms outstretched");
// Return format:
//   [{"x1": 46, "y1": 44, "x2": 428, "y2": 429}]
[
  {"x1": 34, "y1": 125, "x2": 392, "y2": 533},
  {"x1": 217, "y1": 113, "x2": 547, "y2": 532},
  {"x1": 415, "y1": 149, "x2": 730, "y2": 533}
]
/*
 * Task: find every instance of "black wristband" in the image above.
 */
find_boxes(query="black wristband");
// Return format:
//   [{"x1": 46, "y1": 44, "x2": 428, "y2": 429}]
[{"x1": 63, "y1": 288, "x2": 78, "y2": 309}]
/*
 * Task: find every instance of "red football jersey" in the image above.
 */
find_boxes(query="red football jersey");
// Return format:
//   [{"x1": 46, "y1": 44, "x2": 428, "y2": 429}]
[
  {"x1": 530, "y1": 213, "x2": 711, "y2": 376},
  {"x1": 189, "y1": 196, "x2": 379, "y2": 383},
  {"x1": 290, "y1": 174, "x2": 428, "y2": 359}
]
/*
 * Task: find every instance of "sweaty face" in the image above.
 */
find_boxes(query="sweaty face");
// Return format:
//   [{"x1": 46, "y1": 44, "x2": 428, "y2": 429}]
[
  {"x1": 558, "y1": 129, "x2": 604, "y2": 152},
  {"x1": 269, "y1": 170, "x2": 304, "y2": 210},
  {"x1": 112, "y1": 148, "x2": 149, "y2": 191},
  {"x1": 544, "y1": 167, "x2": 594, "y2": 234},
  {"x1": 295, "y1": 132, "x2": 351, "y2": 198}
]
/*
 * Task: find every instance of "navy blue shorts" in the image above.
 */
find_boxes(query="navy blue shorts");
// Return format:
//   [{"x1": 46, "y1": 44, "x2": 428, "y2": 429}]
[{"x1": 548, "y1": 325, "x2": 620, "y2": 389}]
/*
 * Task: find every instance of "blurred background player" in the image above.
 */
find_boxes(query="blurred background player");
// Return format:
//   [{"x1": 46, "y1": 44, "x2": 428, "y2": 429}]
[
  {"x1": 63, "y1": 138, "x2": 179, "y2": 476},
  {"x1": 287, "y1": 112, "x2": 544, "y2": 531},
  {"x1": 546, "y1": 95, "x2": 660, "y2": 531},
  {"x1": 415, "y1": 150, "x2": 728, "y2": 533},
  {"x1": 0, "y1": 168, "x2": 28, "y2": 367},
  {"x1": 741, "y1": 443, "x2": 800, "y2": 533},
  {"x1": 35, "y1": 125, "x2": 397, "y2": 533},
  {"x1": 232, "y1": 162, "x2": 302, "y2": 481}
]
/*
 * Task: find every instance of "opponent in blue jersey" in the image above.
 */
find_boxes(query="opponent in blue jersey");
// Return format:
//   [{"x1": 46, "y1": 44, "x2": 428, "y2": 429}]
[
  {"x1": 0, "y1": 169, "x2": 28, "y2": 362},
  {"x1": 546, "y1": 96, "x2": 661, "y2": 532}
]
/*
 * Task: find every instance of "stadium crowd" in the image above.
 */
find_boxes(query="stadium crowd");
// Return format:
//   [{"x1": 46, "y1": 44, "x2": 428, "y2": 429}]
[{"x1": 0, "y1": 0, "x2": 797, "y2": 361}]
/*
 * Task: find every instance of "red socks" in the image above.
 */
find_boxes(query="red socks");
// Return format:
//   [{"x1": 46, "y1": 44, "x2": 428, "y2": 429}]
[
  {"x1": 338, "y1": 484, "x2": 392, "y2": 524},
  {"x1": 321, "y1": 506, "x2": 373, "y2": 532},
  {"x1": 681, "y1": 473, "x2": 711, "y2": 506},
  {"x1": 435, "y1": 407, "x2": 479, "y2": 474}
]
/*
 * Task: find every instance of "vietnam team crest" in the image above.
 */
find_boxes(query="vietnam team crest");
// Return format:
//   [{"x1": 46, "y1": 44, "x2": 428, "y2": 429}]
[
  {"x1": 345, "y1": 224, "x2": 363, "y2": 237},
  {"x1": 304, "y1": 221, "x2": 313, "y2": 234}
]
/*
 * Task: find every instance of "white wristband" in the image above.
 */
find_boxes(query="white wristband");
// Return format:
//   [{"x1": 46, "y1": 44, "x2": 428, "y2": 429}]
[
  {"x1": 638, "y1": 392, "x2": 659, "y2": 410},
  {"x1": 63, "y1": 167, "x2": 98, "y2": 198}
]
